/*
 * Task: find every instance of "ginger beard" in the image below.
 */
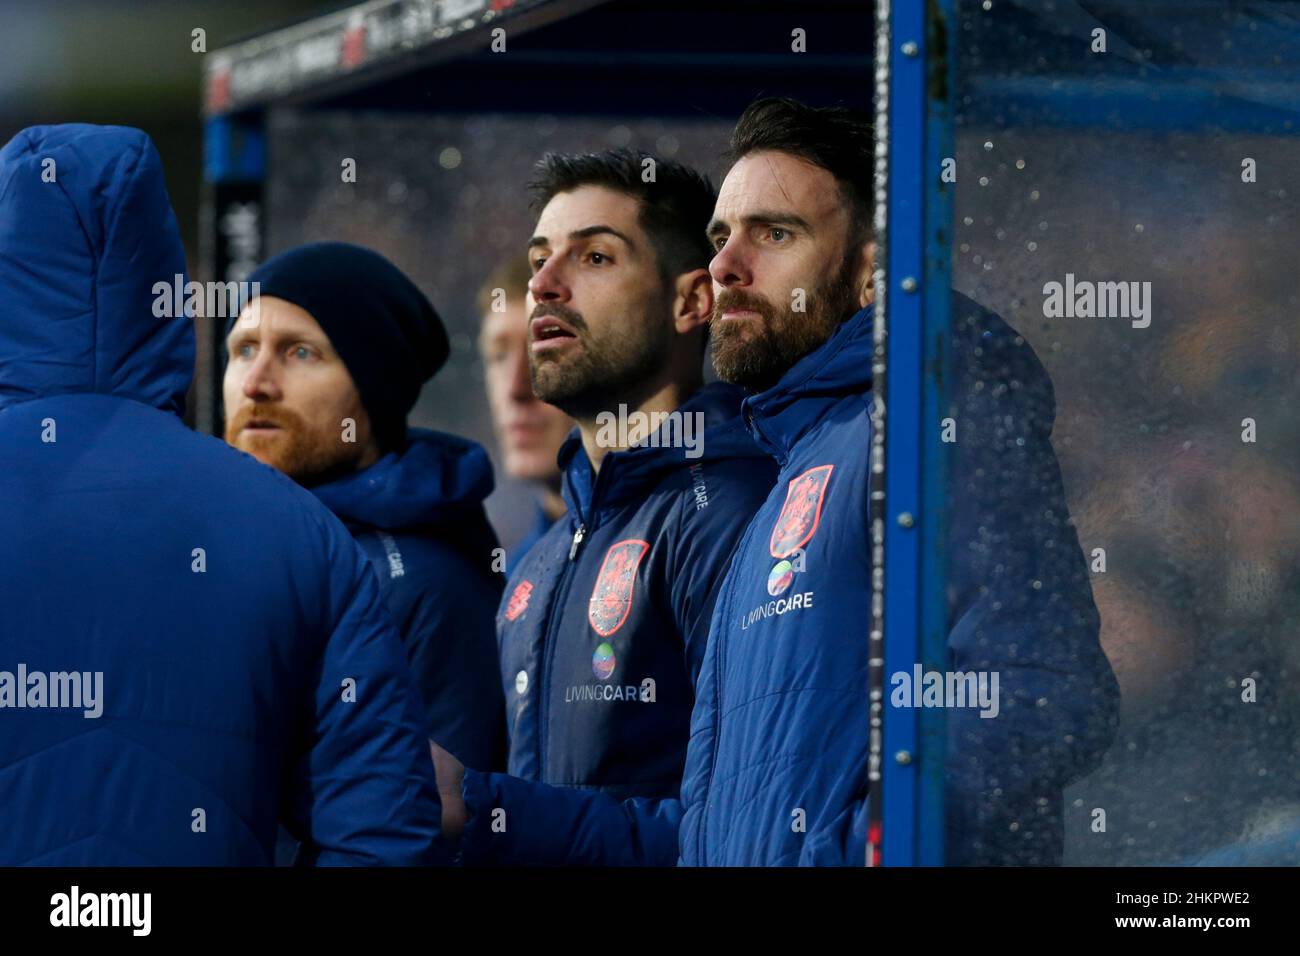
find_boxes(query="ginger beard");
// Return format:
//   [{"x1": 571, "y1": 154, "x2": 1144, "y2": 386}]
[
  {"x1": 224, "y1": 403, "x2": 367, "y2": 485},
  {"x1": 709, "y1": 261, "x2": 859, "y2": 393},
  {"x1": 527, "y1": 297, "x2": 672, "y2": 420}
]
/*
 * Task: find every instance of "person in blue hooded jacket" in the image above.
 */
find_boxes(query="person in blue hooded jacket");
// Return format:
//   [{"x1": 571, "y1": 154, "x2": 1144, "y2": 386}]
[
  {"x1": 679, "y1": 98, "x2": 1121, "y2": 866},
  {"x1": 430, "y1": 149, "x2": 778, "y2": 866},
  {"x1": 223, "y1": 243, "x2": 507, "y2": 776},
  {"x1": 0, "y1": 124, "x2": 446, "y2": 866}
]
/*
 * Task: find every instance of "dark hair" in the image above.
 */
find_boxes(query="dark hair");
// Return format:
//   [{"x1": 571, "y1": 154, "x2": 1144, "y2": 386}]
[
  {"x1": 727, "y1": 97, "x2": 875, "y2": 246},
  {"x1": 528, "y1": 148, "x2": 717, "y2": 283}
]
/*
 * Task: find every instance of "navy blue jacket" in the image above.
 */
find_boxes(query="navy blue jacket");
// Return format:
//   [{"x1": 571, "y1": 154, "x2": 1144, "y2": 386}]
[
  {"x1": 679, "y1": 296, "x2": 1120, "y2": 866},
  {"x1": 505, "y1": 502, "x2": 557, "y2": 576},
  {"x1": 311, "y1": 429, "x2": 507, "y2": 771},
  {"x1": 458, "y1": 383, "x2": 777, "y2": 865},
  {"x1": 0, "y1": 124, "x2": 445, "y2": 866}
]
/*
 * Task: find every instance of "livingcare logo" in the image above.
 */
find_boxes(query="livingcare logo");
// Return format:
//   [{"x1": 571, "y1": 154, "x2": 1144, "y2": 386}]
[
  {"x1": 50, "y1": 886, "x2": 151, "y2": 936},
  {"x1": 0, "y1": 664, "x2": 103, "y2": 718}
]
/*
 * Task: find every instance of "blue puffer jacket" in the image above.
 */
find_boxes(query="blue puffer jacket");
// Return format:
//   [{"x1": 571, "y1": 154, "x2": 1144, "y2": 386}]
[
  {"x1": 0, "y1": 124, "x2": 444, "y2": 866},
  {"x1": 505, "y1": 503, "x2": 557, "y2": 576},
  {"x1": 679, "y1": 295, "x2": 1120, "y2": 866},
  {"x1": 311, "y1": 429, "x2": 507, "y2": 771},
  {"x1": 458, "y1": 382, "x2": 778, "y2": 865}
]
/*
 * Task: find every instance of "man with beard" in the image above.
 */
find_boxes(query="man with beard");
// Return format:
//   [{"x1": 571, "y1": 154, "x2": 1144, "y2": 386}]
[
  {"x1": 0, "y1": 125, "x2": 443, "y2": 865},
  {"x1": 678, "y1": 98, "x2": 1120, "y2": 865},
  {"x1": 430, "y1": 149, "x2": 777, "y2": 866},
  {"x1": 224, "y1": 242, "x2": 507, "y2": 793},
  {"x1": 476, "y1": 256, "x2": 573, "y2": 572}
]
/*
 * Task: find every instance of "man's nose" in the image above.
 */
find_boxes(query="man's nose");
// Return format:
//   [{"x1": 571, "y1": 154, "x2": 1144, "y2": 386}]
[
  {"x1": 508, "y1": 342, "x2": 535, "y2": 402},
  {"x1": 241, "y1": 353, "x2": 282, "y2": 402},
  {"x1": 528, "y1": 255, "x2": 570, "y2": 304},
  {"x1": 709, "y1": 238, "x2": 751, "y2": 289}
]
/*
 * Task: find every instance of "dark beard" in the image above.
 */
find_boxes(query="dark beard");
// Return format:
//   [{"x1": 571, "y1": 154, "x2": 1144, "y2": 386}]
[
  {"x1": 528, "y1": 300, "x2": 672, "y2": 420},
  {"x1": 709, "y1": 264, "x2": 859, "y2": 393}
]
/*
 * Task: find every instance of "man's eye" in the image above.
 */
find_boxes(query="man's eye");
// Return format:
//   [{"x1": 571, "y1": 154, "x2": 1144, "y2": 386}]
[
  {"x1": 712, "y1": 236, "x2": 727, "y2": 252},
  {"x1": 291, "y1": 346, "x2": 314, "y2": 360},
  {"x1": 769, "y1": 227, "x2": 789, "y2": 242},
  {"x1": 532, "y1": 257, "x2": 547, "y2": 271},
  {"x1": 235, "y1": 343, "x2": 255, "y2": 359},
  {"x1": 587, "y1": 252, "x2": 610, "y2": 265}
]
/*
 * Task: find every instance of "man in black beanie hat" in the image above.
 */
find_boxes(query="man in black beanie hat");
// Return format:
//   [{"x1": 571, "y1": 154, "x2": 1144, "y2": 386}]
[{"x1": 224, "y1": 243, "x2": 507, "y2": 793}]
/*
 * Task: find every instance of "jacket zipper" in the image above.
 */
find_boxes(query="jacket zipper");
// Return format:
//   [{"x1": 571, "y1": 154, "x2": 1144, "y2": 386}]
[{"x1": 537, "y1": 466, "x2": 606, "y2": 780}]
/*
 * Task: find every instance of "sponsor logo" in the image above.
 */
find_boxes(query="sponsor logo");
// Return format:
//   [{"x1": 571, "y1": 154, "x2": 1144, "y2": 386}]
[
  {"x1": 767, "y1": 559, "x2": 794, "y2": 596},
  {"x1": 592, "y1": 641, "x2": 616, "y2": 680},
  {"x1": 564, "y1": 677, "x2": 656, "y2": 704},
  {"x1": 588, "y1": 539, "x2": 650, "y2": 637},
  {"x1": 770, "y1": 464, "x2": 833, "y2": 558},
  {"x1": 377, "y1": 532, "x2": 405, "y2": 579},
  {"x1": 740, "y1": 591, "x2": 815, "y2": 630},
  {"x1": 505, "y1": 580, "x2": 533, "y2": 622},
  {"x1": 688, "y1": 462, "x2": 709, "y2": 510}
]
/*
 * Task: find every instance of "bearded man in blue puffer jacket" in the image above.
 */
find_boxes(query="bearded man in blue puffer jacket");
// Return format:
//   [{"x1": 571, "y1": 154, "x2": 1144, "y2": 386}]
[
  {"x1": 679, "y1": 98, "x2": 1121, "y2": 866},
  {"x1": 222, "y1": 243, "x2": 506, "y2": 776}
]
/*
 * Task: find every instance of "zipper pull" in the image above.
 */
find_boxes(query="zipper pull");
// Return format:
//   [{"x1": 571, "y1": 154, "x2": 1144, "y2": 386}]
[{"x1": 568, "y1": 523, "x2": 586, "y2": 561}]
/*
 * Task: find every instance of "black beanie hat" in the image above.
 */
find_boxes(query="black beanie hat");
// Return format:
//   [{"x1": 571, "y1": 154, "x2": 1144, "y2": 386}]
[{"x1": 232, "y1": 242, "x2": 449, "y2": 451}]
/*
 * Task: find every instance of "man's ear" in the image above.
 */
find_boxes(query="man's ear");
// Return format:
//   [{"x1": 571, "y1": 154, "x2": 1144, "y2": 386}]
[
  {"x1": 674, "y1": 268, "x2": 714, "y2": 335},
  {"x1": 857, "y1": 240, "x2": 877, "y2": 309}
]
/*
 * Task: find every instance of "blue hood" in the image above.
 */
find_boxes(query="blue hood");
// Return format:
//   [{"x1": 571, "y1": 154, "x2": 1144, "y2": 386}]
[
  {"x1": 743, "y1": 305, "x2": 873, "y2": 462},
  {"x1": 310, "y1": 427, "x2": 495, "y2": 531},
  {"x1": 0, "y1": 124, "x2": 193, "y2": 414}
]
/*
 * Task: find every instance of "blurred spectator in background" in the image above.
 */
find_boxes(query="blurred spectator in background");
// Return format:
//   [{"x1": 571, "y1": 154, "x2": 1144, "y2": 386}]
[
  {"x1": 224, "y1": 242, "x2": 507, "y2": 785},
  {"x1": 477, "y1": 256, "x2": 574, "y2": 572}
]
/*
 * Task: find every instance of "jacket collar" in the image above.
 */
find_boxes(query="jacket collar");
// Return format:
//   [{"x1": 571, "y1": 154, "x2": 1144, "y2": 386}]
[
  {"x1": 559, "y1": 381, "x2": 762, "y2": 520},
  {"x1": 742, "y1": 305, "x2": 874, "y2": 463}
]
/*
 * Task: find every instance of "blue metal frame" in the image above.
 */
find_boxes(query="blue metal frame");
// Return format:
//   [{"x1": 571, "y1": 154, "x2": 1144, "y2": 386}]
[
  {"x1": 881, "y1": 0, "x2": 955, "y2": 867},
  {"x1": 203, "y1": 115, "x2": 267, "y2": 185}
]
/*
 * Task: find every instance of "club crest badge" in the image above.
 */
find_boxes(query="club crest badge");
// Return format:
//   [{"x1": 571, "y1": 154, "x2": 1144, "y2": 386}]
[
  {"x1": 588, "y1": 539, "x2": 650, "y2": 637},
  {"x1": 769, "y1": 464, "x2": 834, "y2": 558},
  {"x1": 504, "y1": 580, "x2": 533, "y2": 622}
]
